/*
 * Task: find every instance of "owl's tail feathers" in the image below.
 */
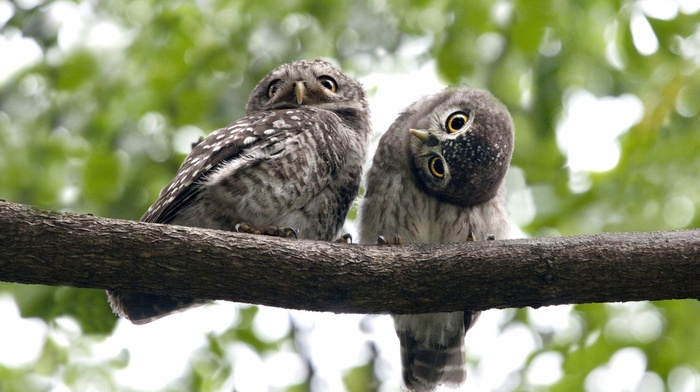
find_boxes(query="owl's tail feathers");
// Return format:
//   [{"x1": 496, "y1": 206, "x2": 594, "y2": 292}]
[
  {"x1": 399, "y1": 330, "x2": 466, "y2": 392},
  {"x1": 107, "y1": 290, "x2": 206, "y2": 325}
]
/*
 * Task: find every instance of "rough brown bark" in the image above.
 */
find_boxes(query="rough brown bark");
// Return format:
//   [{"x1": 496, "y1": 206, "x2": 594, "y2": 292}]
[{"x1": 0, "y1": 200, "x2": 698, "y2": 314}]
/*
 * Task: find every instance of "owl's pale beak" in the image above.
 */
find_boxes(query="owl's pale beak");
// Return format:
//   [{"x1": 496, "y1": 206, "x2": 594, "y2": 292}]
[
  {"x1": 409, "y1": 129, "x2": 440, "y2": 146},
  {"x1": 409, "y1": 129, "x2": 430, "y2": 142},
  {"x1": 295, "y1": 81, "x2": 306, "y2": 105}
]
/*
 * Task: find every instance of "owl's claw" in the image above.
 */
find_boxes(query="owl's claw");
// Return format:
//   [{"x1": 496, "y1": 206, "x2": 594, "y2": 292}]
[
  {"x1": 376, "y1": 234, "x2": 402, "y2": 245},
  {"x1": 467, "y1": 231, "x2": 476, "y2": 242},
  {"x1": 334, "y1": 233, "x2": 353, "y2": 244},
  {"x1": 466, "y1": 223, "x2": 496, "y2": 241},
  {"x1": 271, "y1": 226, "x2": 299, "y2": 238},
  {"x1": 466, "y1": 230, "x2": 497, "y2": 242},
  {"x1": 235, "y1": 222, "x2": 261, "y2": 235},
  {"x1": 235, "y1": 223, "x2": 298, "y2": 239}
]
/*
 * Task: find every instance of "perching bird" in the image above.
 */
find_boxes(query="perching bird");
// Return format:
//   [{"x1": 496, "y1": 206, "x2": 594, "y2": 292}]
[
  {"x1": 358, "y1": 87, "x2": 514, "y2": 391},
  {"x1": 108, "y1": 59, "x2": 371, "y2": 324}
]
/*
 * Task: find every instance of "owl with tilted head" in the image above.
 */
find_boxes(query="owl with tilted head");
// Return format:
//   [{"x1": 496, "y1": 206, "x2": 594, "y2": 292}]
[{"x1": 358, "y1": 87, "x2": 514, "y2": 391}]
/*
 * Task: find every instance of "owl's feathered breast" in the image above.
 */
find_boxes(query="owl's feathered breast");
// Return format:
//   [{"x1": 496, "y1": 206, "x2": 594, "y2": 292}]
[{"x1": 141, "y1": 108, "x2": 345, "y2": 225}]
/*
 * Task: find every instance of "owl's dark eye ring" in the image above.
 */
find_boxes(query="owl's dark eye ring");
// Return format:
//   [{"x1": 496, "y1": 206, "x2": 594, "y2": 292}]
[
  {"x1": 446, "y1": 111, "x2": 470, "y2": 133},
  {"x1": 267, "y1": 79, "x2": 281, "y2": 98},
  {"x1": 429, "y1": 156, "x2": 445, "y2": 179},
  {"x1": 318, "y1": 76, "x2": 337, "y2": 92}
]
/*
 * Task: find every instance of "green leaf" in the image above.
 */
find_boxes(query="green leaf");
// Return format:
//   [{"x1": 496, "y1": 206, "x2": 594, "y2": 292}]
[
  {"x1": 55, "y1": 51, "x2": 98, "y2": 91},
  {"x1": 35, "y1": 337, "x2": 67, "y2": 376},
  {"x1": 6, "y1": 284, "x2": 116, "y2": 335},
  {"x1": 82, "y1": 150, "x2": 126, "y2": 204}
]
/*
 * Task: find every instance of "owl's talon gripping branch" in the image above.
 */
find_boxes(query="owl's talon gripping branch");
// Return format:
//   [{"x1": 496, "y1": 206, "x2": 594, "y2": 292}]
[
  {"x1": 236, "y1": 223, "x2": 299, "y2": 239},
  {"x1": 467, "y1": 223, "x2": 496, "y2": 242},
  {"x1": 272, "y1": 226, "x2": 299, "y2": 239},
  {"x1": 467, "y1": 231, "x2": 496, "y2": 242},
  {"x1": 235, "y1": 222, "x2": 261, "y2": 235},
  {"x1": 376, "y1": 233, "x2": 402, "y2": 245},
  {"x1": 334, "y1": 233, "x2": 353, "y2": 244}
]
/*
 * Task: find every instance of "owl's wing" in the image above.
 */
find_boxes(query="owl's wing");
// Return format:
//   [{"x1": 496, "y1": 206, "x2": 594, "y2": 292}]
[
  {"x1": 141, "y1": 108, "x2": 337, "y2": 224},
  {"x1": 141, "y1": 111, "x2": 267, "y2": 223}
]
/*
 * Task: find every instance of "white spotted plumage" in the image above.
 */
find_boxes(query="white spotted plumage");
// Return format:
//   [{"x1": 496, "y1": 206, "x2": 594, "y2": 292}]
[{"x1": 108, "y1": 59, "x2": 371, "y2": 324}]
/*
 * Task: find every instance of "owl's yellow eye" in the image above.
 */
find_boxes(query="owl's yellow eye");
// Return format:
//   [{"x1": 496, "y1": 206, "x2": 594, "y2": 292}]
[
  {"x1": 318, "y1": 76, "x2": 337, "y2": 92},
  {"x1": 267, "y1": 79, "x2": 281, "y2": 98},
  {"x1": 446, "y1": 111, "x2": 469, "y2": 133},
  {"x1": 429, "y1": 156, "x2": 445, "y2": 179}
]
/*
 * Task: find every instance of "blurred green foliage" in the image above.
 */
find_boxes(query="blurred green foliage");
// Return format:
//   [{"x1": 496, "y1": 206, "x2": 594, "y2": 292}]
[{"x1": 1, "y1": 0, "x2": 699, "y2": 391}]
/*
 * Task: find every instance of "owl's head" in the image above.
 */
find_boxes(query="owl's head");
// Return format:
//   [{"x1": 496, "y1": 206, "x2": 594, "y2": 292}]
[
  {"x1": 246, "y1": 59, "x2": 368, "y2": 119},
  {"x1": 406, "y1": 87, "x2": 514, "y2": 207}
]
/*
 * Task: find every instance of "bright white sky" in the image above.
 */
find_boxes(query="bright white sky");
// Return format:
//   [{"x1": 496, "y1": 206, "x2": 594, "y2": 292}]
[{"x1": 2, "y1": 0, "x2": 700, "y2": 391}]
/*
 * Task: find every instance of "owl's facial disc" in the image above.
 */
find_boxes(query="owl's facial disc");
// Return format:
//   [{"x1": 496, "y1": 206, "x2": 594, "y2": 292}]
[
  {"x1": 266, "y1": 74, "x2": 339, "y2": 110},
  {"x1": 409, "y1": 106, "x2": 511, "y2": 207}
]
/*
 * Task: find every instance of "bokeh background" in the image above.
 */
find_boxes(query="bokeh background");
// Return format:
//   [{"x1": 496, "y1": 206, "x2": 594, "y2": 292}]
[{"x1": 1, "y1": 0, "x2": 699, "y2": 391}]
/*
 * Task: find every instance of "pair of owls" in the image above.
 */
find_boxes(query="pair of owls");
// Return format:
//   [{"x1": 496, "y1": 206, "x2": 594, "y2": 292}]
[{"x1": 107, "y1": 59, "x2": 514, "y2": 391}]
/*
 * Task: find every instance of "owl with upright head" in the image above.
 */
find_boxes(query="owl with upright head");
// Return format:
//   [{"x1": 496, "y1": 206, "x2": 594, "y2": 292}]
[
  {"x1": 358, "y1": 87, "x2": 514, "y2": 391},
  {"x1": 108, "y1": 59, "x2": 371, "y2": 324}
]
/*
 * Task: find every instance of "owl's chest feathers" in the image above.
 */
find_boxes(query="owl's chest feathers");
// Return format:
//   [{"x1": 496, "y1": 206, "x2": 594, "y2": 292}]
[
  {"x1": 183, "y1": 120, "x2": 365, "y2": 239},
  {"x1": 399, "y1": 188, "x2": 472, "y2": 243},
  {"x1": 367, "y1": 175, "x2": 508, "y2": 244}
]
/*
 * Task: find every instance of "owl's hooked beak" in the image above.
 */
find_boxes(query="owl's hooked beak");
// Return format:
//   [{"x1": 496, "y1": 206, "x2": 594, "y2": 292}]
[
  {"x1": 295, "y1": 81, "x2": 306, "y2": 105},
  {"x1": 409, "y1": 129, "x2": 439, "y2": 147}
]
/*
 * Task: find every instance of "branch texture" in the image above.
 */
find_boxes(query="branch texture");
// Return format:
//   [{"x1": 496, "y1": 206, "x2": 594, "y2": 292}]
[{"x1": 0, "y1": 200, "x2": 698, "y2": 314}]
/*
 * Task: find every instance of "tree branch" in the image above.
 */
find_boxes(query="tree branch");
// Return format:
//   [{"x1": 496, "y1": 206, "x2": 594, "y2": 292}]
[{"x1": 0, "y1": 200, "x2": 698, "y2": 314}]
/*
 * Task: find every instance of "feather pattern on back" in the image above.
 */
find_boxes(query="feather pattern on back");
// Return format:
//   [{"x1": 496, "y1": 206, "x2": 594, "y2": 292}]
[{"x1": 108, "y1": 59, "x2": 371, "y2": 324}]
